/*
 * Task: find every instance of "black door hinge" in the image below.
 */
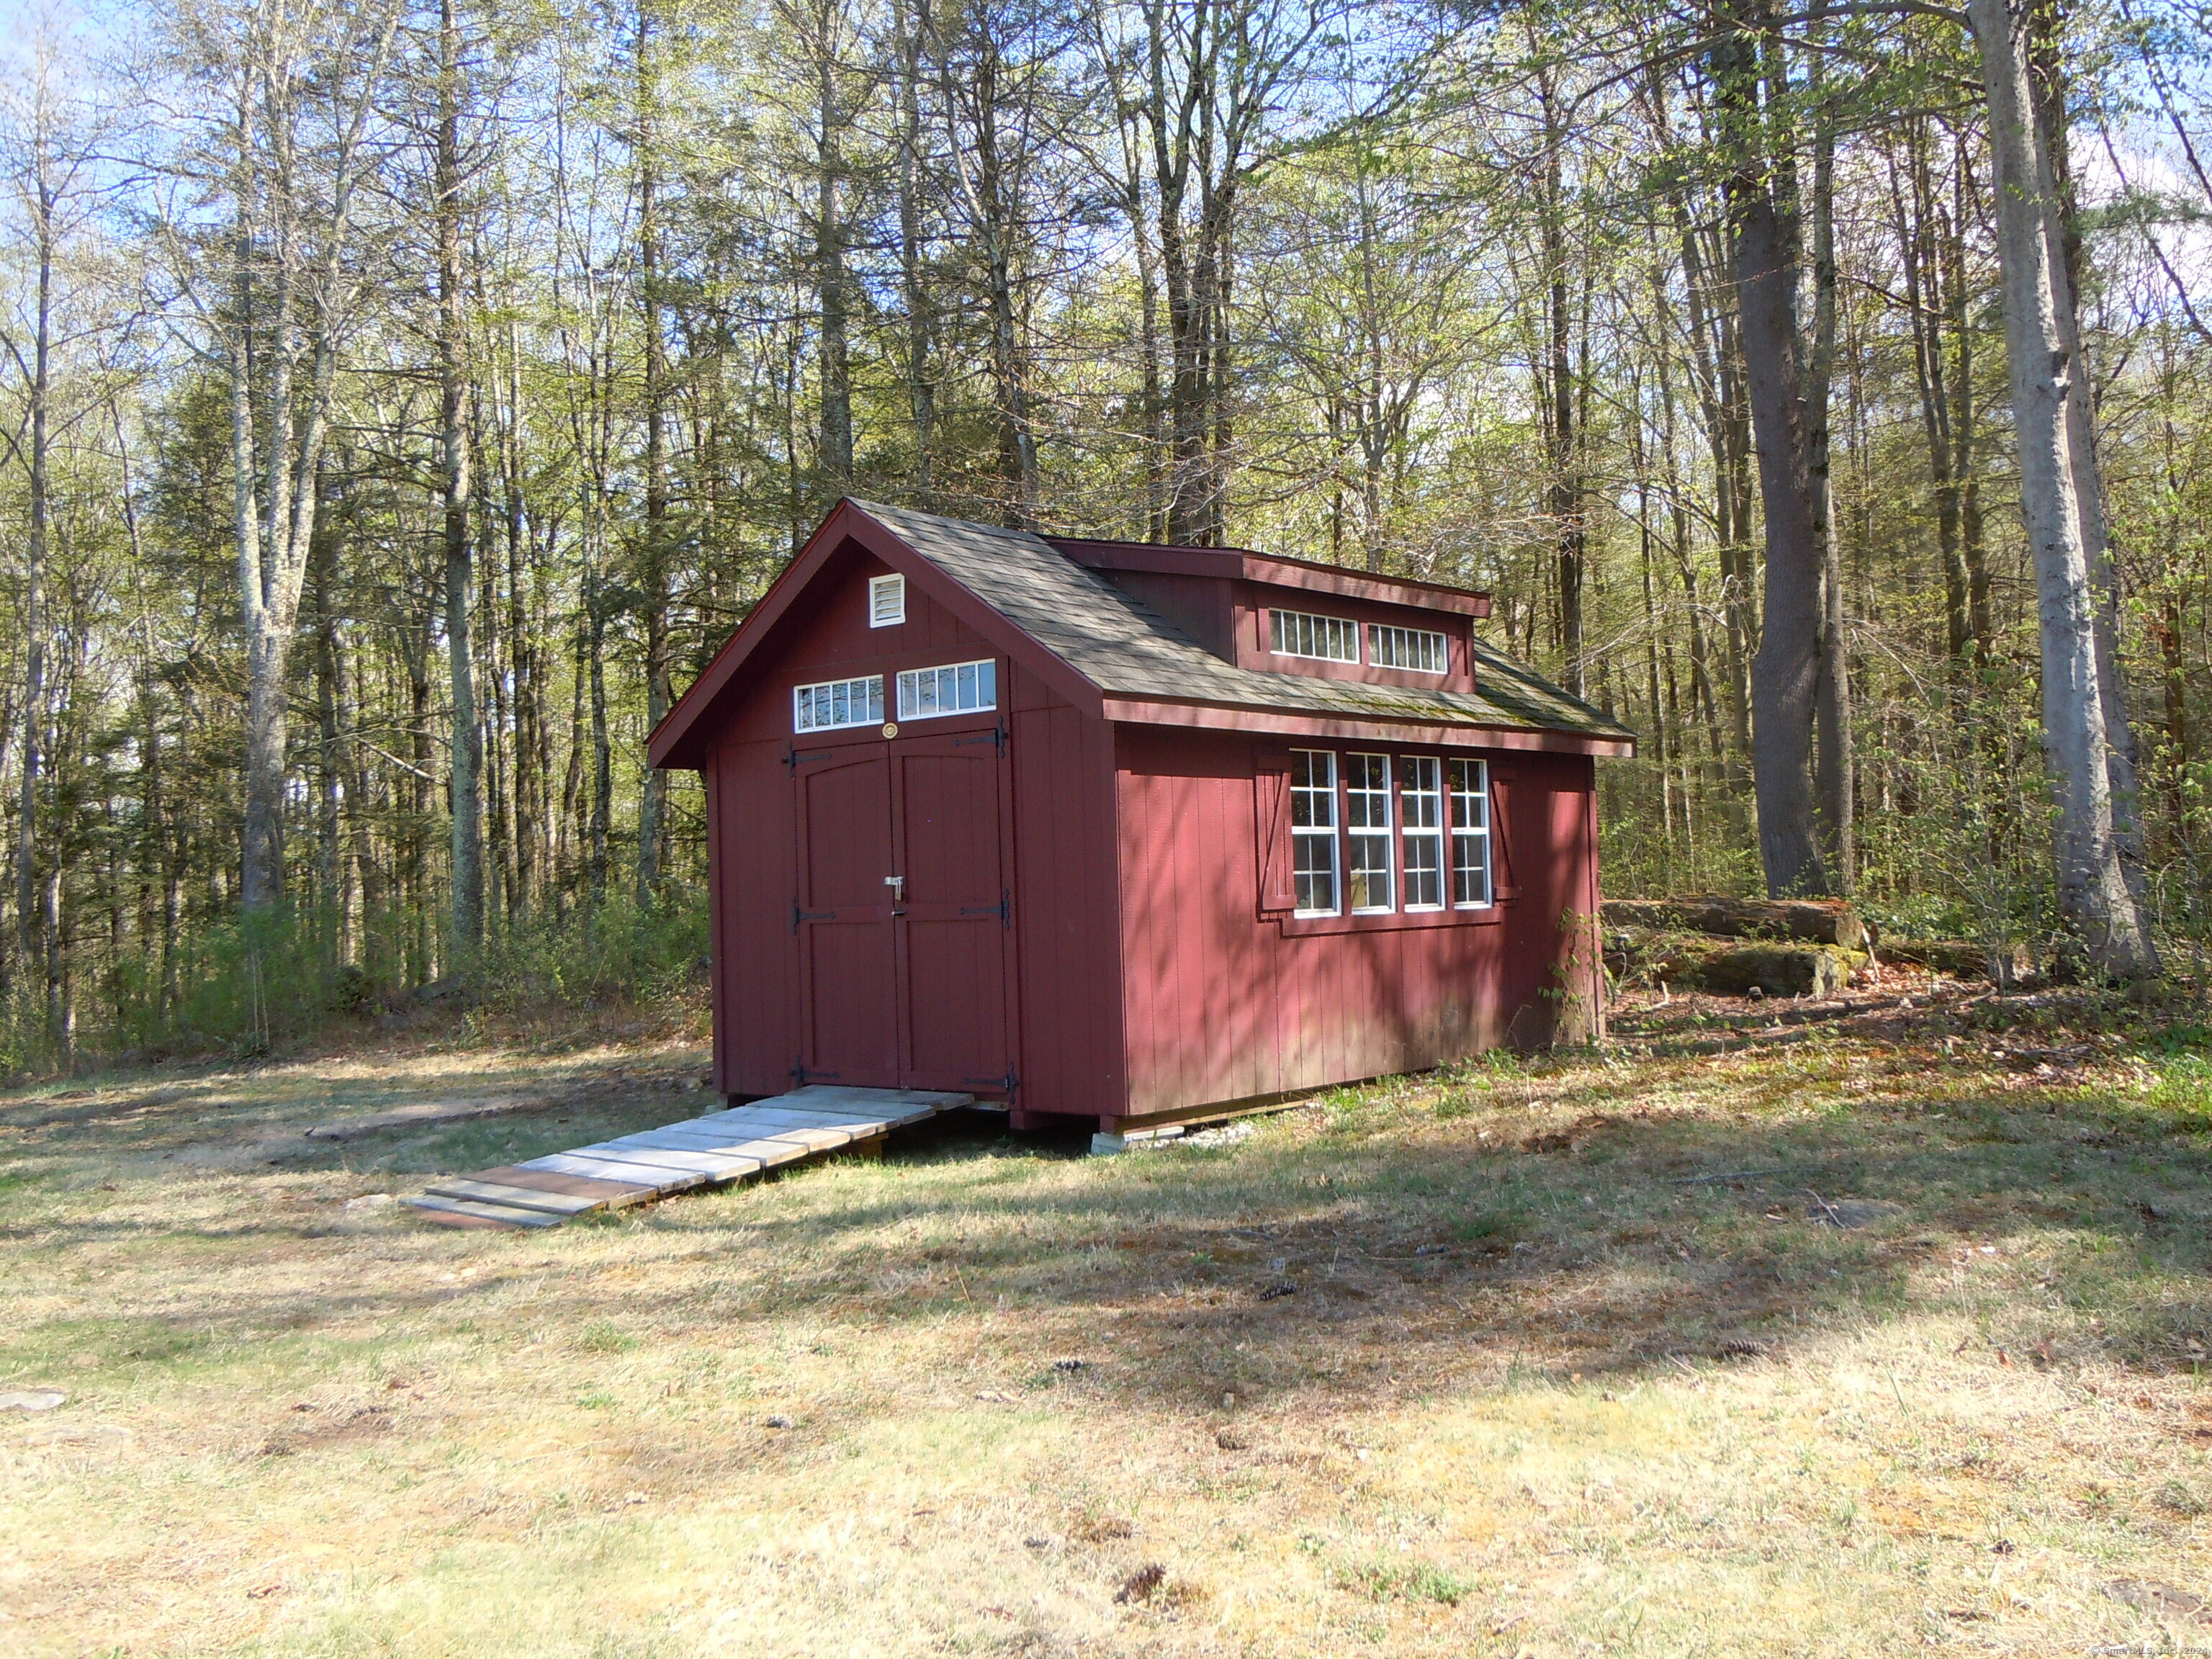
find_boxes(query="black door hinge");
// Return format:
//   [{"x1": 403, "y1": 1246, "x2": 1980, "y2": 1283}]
[
  {"x1": 793, "y1": 904, "x2": 837, "y2": 932},
  {"x1": 957, "y1": 889, "x2": 1011, "y2": 927},
  {"x1": 785, "y1": 744, "x2": 833, "y2": 773},
  {"x1": 954, "y1": 723, "x2": 1008, "y2": 753}
]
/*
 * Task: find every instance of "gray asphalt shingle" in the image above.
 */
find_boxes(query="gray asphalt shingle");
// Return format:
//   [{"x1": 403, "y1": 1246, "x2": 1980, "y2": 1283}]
[{"x1": 852, "y1": 499, "x2": 1632, "y2": 744}]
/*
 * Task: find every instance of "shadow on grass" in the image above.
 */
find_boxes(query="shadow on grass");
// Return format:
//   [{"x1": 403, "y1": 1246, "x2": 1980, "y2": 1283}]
[{"x1": 5, "y1": 1065, "x2": 2208, "y2": 1410}]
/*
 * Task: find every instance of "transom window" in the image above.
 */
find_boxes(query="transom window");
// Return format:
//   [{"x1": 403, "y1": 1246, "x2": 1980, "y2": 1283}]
[
  {"x1": 793, "y1": 673, "x2": 884, "y2": 732},
  {"x1": 869, "y1": 573, "x2": 906, "y2": 626},
  {"x1": 1370, "y1": 624, "x2": 1449, "y2": 674},
  {"x1": 896, "y1": 658, "x2": 997, "y2": 721},
  {"x1": 1279, "y1": 749, "x2": 1493, "y2": 918},
  {"x1": 1269, "y1": 609, "x2": 1360, "y2": 664},
  {"x1": 1290, "y1": 750, "x2": 1339, "y2": 917}
]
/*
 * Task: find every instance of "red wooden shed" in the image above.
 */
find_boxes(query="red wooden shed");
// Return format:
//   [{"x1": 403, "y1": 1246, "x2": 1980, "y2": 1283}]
[{"x1": 647, "y1": 500, "x2": 1635, "y2": 1135}]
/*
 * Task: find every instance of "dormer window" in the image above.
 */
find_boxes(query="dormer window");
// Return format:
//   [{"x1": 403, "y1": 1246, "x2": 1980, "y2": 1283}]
[
  {"x1": 1269, "y1": 608, "x2": 1359, "y2": 663},
  {"x1": 869, "y1": 573, "x2": 906, "y2": 627},
  {"x1": 1370, "y1": 624, "x2": 1449, "y2": 674}
]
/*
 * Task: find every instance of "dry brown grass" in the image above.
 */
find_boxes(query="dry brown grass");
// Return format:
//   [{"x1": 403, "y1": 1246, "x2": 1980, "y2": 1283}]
[{"x1": 1, "y1": 987, "x2": 2209, "y2": 1657}]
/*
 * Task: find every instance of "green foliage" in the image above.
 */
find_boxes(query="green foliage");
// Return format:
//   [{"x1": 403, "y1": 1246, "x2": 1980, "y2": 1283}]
[
  {"x1": 0, "y1": 888, "x2": 709, "y2": 1076},
  {"x1": 477, "y1": 892, "x2": 710, "y2": 1017}
]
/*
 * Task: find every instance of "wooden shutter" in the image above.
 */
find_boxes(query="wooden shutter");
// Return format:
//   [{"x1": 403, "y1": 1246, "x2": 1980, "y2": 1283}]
[
  {"x1": 1254, "y1": 744, "x2": 1297, "y2": 915},
  {"x1": 1490, "y1": 770, "x2": 1521, "y2": 902}
]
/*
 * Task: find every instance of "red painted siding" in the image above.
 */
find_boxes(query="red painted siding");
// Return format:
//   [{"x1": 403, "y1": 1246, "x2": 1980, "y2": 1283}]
[
  {"x1": 702, "y1": 551, "x2": 1126, "y2": 1114},
  {"x1": 689, "y1": 523, "x2": 1605, "y2": 1127},
  {"x1": 1112, "y1": 725, "x2": 1597, "y2": 1120},
  {"x1": 1004, "y1": 662, "x2": 1124, "y2": 1119}
]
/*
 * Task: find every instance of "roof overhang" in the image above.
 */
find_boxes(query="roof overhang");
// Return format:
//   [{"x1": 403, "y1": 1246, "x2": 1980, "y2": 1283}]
[
  {"x1": 1100, "y1": 696, "x2": 1636, "y2": 757},
  {"x1": 647, "y1": 500, "x2": 1105, "y2": 770},
  {"x1": 1050, "y1": 536, "x2": 1494, "y2": 618}
]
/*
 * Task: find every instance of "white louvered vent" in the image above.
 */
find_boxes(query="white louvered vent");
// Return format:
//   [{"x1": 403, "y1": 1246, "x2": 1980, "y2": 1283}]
[{"x1": 869, "y1": 573, "x2": 906, "y2": 627}]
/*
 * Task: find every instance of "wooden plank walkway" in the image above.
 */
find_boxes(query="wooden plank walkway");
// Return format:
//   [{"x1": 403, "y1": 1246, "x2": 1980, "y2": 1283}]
[{"x1": 403, "y1": 1084, "x2": 971, "y2": 1231}]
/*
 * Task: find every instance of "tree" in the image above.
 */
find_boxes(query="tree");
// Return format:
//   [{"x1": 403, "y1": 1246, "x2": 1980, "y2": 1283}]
[
  {"x1": 1964, "y1": 0, "x2": 2159, "y2": 977},
  {"x1": 1711, "y1": 0, "x2": 1830, "y2": 897}
]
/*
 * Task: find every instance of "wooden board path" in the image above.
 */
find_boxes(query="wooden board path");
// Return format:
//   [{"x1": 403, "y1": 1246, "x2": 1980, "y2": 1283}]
[{"x1": 403, "y1": 1085, "x2": 971, "y2": 1231}]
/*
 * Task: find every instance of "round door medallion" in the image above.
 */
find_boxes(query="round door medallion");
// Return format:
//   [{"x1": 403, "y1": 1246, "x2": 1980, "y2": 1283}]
[{"x1": 882, "y1": 722, "x2": 898, "y2": 739}]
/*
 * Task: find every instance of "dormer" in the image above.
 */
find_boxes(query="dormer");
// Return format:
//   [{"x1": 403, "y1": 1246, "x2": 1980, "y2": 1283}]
[{"x1": 1044, "y1": 536, "x2": 1491, "y2": 694}]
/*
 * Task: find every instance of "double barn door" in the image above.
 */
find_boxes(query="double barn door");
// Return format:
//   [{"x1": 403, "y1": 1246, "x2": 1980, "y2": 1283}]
[{"x1": 793, "y1": 732, "x2": 1015, "y2": 1093}]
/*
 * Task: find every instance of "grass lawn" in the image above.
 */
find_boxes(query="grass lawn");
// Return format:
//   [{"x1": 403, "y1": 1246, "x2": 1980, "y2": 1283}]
[{"x1": 1, "y1": 988, "x2": 2209, "y2": 1656}]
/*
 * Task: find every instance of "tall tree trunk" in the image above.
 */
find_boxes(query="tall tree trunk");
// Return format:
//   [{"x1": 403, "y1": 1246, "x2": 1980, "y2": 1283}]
[
  {"x1": 1540, "y1": 71, "x2": 1583, "y2": 694},
  {"x1": 1807, "y1": 30, "x2": 1853, "y2": 887},
  {"x1": 892, "y1": 0, "x2": 935, "y2": 498},
  {"x1": 635, "y1": 0, "x2": 671, "y2": 903},
  {"x1": 2029, "y1": 15, "x2": 2148, "y2": 896},
  {"x1": 14, "y1": 150, "x2": 51, "y2": 1003},
  {"x1": 503, "y1": 318, "x2": 542, "y2": 916},
  {"x1": 814, "y1": 0, "x2": 853, "y2": 483},
  {"x1": 1717, "y1": 12, "x2": 1830, "y2": 896},
  {"x1": 438, "y1": 0, "x2": 482, "y2": 963},
  {"x1": 1966, "y1": 0, "x2": 2157, "y2": 977}
]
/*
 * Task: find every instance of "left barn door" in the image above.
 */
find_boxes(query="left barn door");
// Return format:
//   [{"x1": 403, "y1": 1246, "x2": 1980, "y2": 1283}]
[{"x1": 793, "y1": 745, "x2": 899, "y2": 1087}]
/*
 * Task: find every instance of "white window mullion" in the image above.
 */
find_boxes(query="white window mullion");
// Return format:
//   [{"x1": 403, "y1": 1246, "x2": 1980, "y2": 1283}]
[
  {"x1": 1400, "y1": 755, "x2": 1444, "y2": 909},
  {"x1": 1346, "y1": 752, "x2": 1393, "y2": 913},
  {"x1": 1451, "y1": 758, "x2": 1492, "y2": 907},
  {"x1": 895, "y1": 659, "x2": 998, "y2": 722},
  {"x1": 794, "y1": 674, "x2": 885, "y2": 733},
  {"x1": 1290, "y1": 749, "x2": 1340, "y2": 917}
]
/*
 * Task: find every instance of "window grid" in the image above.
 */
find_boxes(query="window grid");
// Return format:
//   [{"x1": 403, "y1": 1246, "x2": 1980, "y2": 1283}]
[
  {"x1": 1346, "y1": 753, "x2": 1393, "y2": 912},
  {"x1": 1399, "y1": 755, "x2": 1445, "y2": 909},
  {"x1": 1290, "y1": 750, "x2": 1339, "y2": 916},
  {"x1": 1450, "y1": 758, "x2": 1493, "y2": 908},
  {"x1": 1369, "y1": 624, "x2": 1449, "y2": 674},
  {"x1": 896, "y1": 658, "x2": 997, "y2": 722},
  {"x1": 868, "y1": 574, "x2": 906, "y2": 626},
  {"x1": 793, "y1": 674, "x2": 884, "y2": 733},
  {"x1": 1269, "y1": 608, "x2": 1361, "y2": 663}
]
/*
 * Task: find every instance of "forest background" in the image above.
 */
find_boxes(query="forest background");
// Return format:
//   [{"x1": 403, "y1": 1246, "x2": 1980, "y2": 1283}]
[{"x1": 1, "y1": 0, "x2": 2208, "y2": 1071}]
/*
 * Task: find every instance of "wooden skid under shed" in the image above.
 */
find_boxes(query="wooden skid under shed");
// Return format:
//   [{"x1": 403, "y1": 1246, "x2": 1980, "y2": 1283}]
[{"x1": 402, "y1": 1085, "x2": 971, "y2": 1231}]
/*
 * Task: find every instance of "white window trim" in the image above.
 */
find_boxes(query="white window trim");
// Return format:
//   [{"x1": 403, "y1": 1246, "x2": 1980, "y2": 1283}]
[
  {"x1": 1345, "y1": 752, "x2": 1395, "y2": 914},
  {"x1": 868, "y1": 573, "x2": 907, "y2": 627},
  {"x1": 793, "y1": 673, "x2": 884, "y2": 733},
  {"x1": 1450, "y1": 757, "x2": 1493, "y2": 909},
  {"x1": 1370, "y1": 623, "x2": 1450, "y2": 675},
  {"x1": 1290, "y1": 748, "x2": 1340, "y2": 918},
  {"x1": 895, "y1": 657, "x2": 998, "y2": 722},
  {"x1": 1269, "y1": 608, "x2": 1362, "y2": 664},
  {"x1": 1399, "y1": 755, "x2": 1447, "y2": 912}
]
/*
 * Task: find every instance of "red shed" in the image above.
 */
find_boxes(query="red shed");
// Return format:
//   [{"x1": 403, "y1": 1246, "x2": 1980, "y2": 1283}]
[{"x1": 648, "y1": 500, "x2": 1635, "y2": 1135}]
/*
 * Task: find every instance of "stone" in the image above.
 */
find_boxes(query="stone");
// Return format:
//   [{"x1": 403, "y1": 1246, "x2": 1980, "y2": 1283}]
[{"x1": 1696, "y1": 944, "x2": 1861, "y2": 998}]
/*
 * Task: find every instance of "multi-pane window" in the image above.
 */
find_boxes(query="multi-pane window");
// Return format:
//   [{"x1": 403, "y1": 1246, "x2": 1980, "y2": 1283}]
[
  {"x1": 1269, "y1": 609, "x2": 1361, "y2": 663},
  {"x1": 896, "y1": 658, "x2": 997, "y2": 721},
  {"x1": 1369, "y1": 624, "x2": 1449, "y2": 674},
  {"x1": 1290, "y1": 750, "x2": 1339, "y2": 916},
  {"x1": 793, "y1": 673, "x2": 884, "y2": 732},
  {"x1": 1450, "y1": 758, "x2": 1493, "y2": 907},
  {"x1": 1346, "y1": 753, "x2": 1393, "y2": 912},
  {"x1": 1399, "y1": 756, "x2": 1445, "y2": 909}
]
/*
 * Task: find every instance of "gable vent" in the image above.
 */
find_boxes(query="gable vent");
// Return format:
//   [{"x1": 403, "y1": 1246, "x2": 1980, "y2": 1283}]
[{"x1": 869, "y1": 573, "x2": 906, "y2": 627}]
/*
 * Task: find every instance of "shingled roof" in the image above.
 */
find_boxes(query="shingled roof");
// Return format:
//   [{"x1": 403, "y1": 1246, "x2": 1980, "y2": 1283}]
[{"x1": 849, "y1": 500, "x2": 1634, "y2": 747}]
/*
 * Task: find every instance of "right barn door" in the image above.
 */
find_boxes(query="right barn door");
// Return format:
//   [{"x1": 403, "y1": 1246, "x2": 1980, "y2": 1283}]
[{"x1": 891, "y1": 732, "x2": 1015, "y2": 1094}]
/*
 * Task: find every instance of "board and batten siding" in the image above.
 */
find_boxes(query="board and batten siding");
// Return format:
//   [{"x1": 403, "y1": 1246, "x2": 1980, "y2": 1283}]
[
  {"x1": 700, "y1": 549, "x2": 1128, "y2": 1114},
  {"x1": 1111, "y1": 726, "x2": 1601, "y2": 1119},
  {"x1": 1005, "y1": 662, "x2": 1126, "y2": 1122}
]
